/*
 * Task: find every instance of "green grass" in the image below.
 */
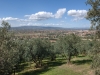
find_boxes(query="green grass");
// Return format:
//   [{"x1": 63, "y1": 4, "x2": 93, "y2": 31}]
[
  {"x1": 19, "y1": 64, "x2": 82, "y2": 75},
  {"x1": 39, "y1": 66, "x2": 82, "y2": 75},
  {"x1": 16, "y1": 56, "x2": 94, "y2": 75}
]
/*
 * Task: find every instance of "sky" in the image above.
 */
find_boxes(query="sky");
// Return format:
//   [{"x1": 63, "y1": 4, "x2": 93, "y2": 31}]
[{"x1": 0, "y1": 0, "x2": 91, "y2": 28}]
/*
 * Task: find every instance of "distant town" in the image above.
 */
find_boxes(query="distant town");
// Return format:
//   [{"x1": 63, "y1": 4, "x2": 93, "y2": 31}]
[{"x1": 12, "y1": 26, "x2": 95, "y2": 42}]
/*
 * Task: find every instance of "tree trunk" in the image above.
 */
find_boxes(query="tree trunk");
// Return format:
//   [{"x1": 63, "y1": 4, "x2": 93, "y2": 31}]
[
  {"x1": 35, "y1": 61, "x2": 42, "y2": 68},
  {"x1": 13, "y1": 68, "x2": 15, "y2": 75},
  {"x1": 51, "y1": 55, "x2": 56, "y2": 61},
  {"x1": 68, "y1": 55, "x2": 71, "y2": 64}
]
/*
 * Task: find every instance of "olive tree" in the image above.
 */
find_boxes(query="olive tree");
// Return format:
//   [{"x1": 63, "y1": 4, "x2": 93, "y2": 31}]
[
  {"x1": 55, "y1": 34, "x2": 81, "y2": 63},
  {"x1": 0, "y1": 21, "x2": 19, "y2": 75},
  {"x1": 86, "y1": 0, "x2": 100, "y2": 74},
  {"x1": 15, "y1": 38, "x2": 30, "y2": 63},
  {"x1": 86, "y1": 0, "x2": 100, "y2": 38},
  {"x1": 78, "y1": 40, "x2": 93, "y2": 56},
  {"x1": 28, "y1": 38, "x2": 51, "y2": 67}
]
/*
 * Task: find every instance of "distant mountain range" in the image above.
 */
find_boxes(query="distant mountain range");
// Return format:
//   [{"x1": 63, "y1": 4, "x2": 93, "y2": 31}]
[{"x1": 11, "y1": 26, "x2": 89, "y2": 30}]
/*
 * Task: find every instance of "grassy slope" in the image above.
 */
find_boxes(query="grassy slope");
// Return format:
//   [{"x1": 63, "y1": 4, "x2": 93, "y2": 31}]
[
  {"x1": 16, "y1": 56, "x2": 94, "y2": 75},
  {"x1": 39, "y1": 65, "x2": 82, "y2": 75}
]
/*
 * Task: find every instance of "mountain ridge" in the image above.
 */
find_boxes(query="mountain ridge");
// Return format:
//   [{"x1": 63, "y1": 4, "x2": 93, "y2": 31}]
[{"x1": 11, "y1": 26, "x2": 89, "y2": 30}]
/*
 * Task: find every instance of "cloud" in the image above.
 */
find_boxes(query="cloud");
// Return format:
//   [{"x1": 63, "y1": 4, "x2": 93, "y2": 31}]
[
  {"x1": 67, "y1": 10, "x2": 87, "y2": 20},
  {"x1": 45, "y1": 23, "x2": 62, "y2": 26},
  {"x1": 0, "y1": 8, "x2": 66, "y2": 22},
  {"x1": 0, "y1": 17, "x2": 32, "y2": 22},
  {"x1": 18, "y1": 19, "x2": 32, "y2": 22},
  {"x1": 55, "y1": 8, "x2": 66, "y2": 18},
  {"x1": 28, "y1": 23, "x2": 43, "y2": 26},
  {"x1": 25, "y1": 11, "x2": 54, "y2": 21},
  {"x1": 1, "y1": 17, "x2": 18, "y2": 21},
  {"x1": 0, "y1": 8, "x2": 69, "y2": 27},
  {"x1": 25, "y1": 8, "x2": 66, "y2": 21},
  {"x1": 0, "y1": 18, "x2": 1, "y2": 23},
  {"x1": 20, "y1": 23, "x2": 43, "y2": 26},
  {"x1": 20, "y1": 23, "x2": 62, "y2": 27}
]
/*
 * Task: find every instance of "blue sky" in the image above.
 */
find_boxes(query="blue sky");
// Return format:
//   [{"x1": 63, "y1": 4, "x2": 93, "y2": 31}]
[{"x1": 0, "y1": 0, "x2": 91, "y2": 28}]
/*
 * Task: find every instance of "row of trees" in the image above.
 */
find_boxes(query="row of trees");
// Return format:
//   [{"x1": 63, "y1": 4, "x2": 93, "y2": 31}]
[
  {"x1": 0, "y1": 21, "x2": 96, "y2": 75},
  {"x1": 0, "y1": 1, "x2": 100, "y2": 75},
  {"x1": 1, "y1": 1, "x2": 100, "y2": 74}
]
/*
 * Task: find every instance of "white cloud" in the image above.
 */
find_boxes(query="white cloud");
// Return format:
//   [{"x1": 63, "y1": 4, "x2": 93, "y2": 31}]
[
  {"x1": 0, "y1": 8, "x2": 67, "y2": 27},
  {"x1": 55, "y1": 8, "x2": 66, "y2": 18},
  {"x1": 18, "y1": 19, "x2": 32, "y2": 22},
  {"x1": 25, "y1": 11, "x2": 54, "y2": 21},
  {"x1": 0, "y1": 18, "x2": 2, "y2": 24},
  {"x1": 45, "y1": 23, "x2": 62, "y2": 26},
  {"x1": 2, "y1": 17, "x2": 18, "y2": 21},
  {"x1": 20, "y1": 23, "x2": 62, "y2": 27},
  {"x1": 67, "y1": 10, "x2": 87, "y2": 20},
  {"x1": 27, "y1": 23, "x2": 43, "y2": 26},
  {"x1": 25, "y1": 8, "x2": 66, "y2": 21},
  {"x1": 0, "y1": 17, "x2": 32, "y2": 22},
  {"x1": 1, "y1": 8, "x2": 66, "y2": 22}
]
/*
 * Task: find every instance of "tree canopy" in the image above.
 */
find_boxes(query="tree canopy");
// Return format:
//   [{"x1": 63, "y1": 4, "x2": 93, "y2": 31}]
[
  {"x1": 86, "y1": 0, "x2": 100, "y2": 37},
  {"x1": 86, "y1": 0, "x2": 100, "y2": 75},
  {"x1": 0, "y1": 21, "x2": 19, "y2": 75},
  {"x1": 55, "y1": 34, "x2": 81, "y2": 63}
]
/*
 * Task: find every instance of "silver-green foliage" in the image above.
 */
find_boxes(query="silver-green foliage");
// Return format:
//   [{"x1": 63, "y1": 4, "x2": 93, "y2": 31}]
[
  {"x1": 55, "y1": 34, "x2": 81, "y2": 62},
  {"x1": 91, "y1": 40, "x2": 100, "y2": 75},
  {"x1": 86, "y1": 0, "x2": 100, "y2": 38},
  {"x1": 28, "y1": 38, "x2": 51, "y2": 67},
  {"x1": 0, "y1": 21, "x2": 19, "y2": 75},
  {"x1": 86, "y1": 0, "x2": 100, "y2": 75}
]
